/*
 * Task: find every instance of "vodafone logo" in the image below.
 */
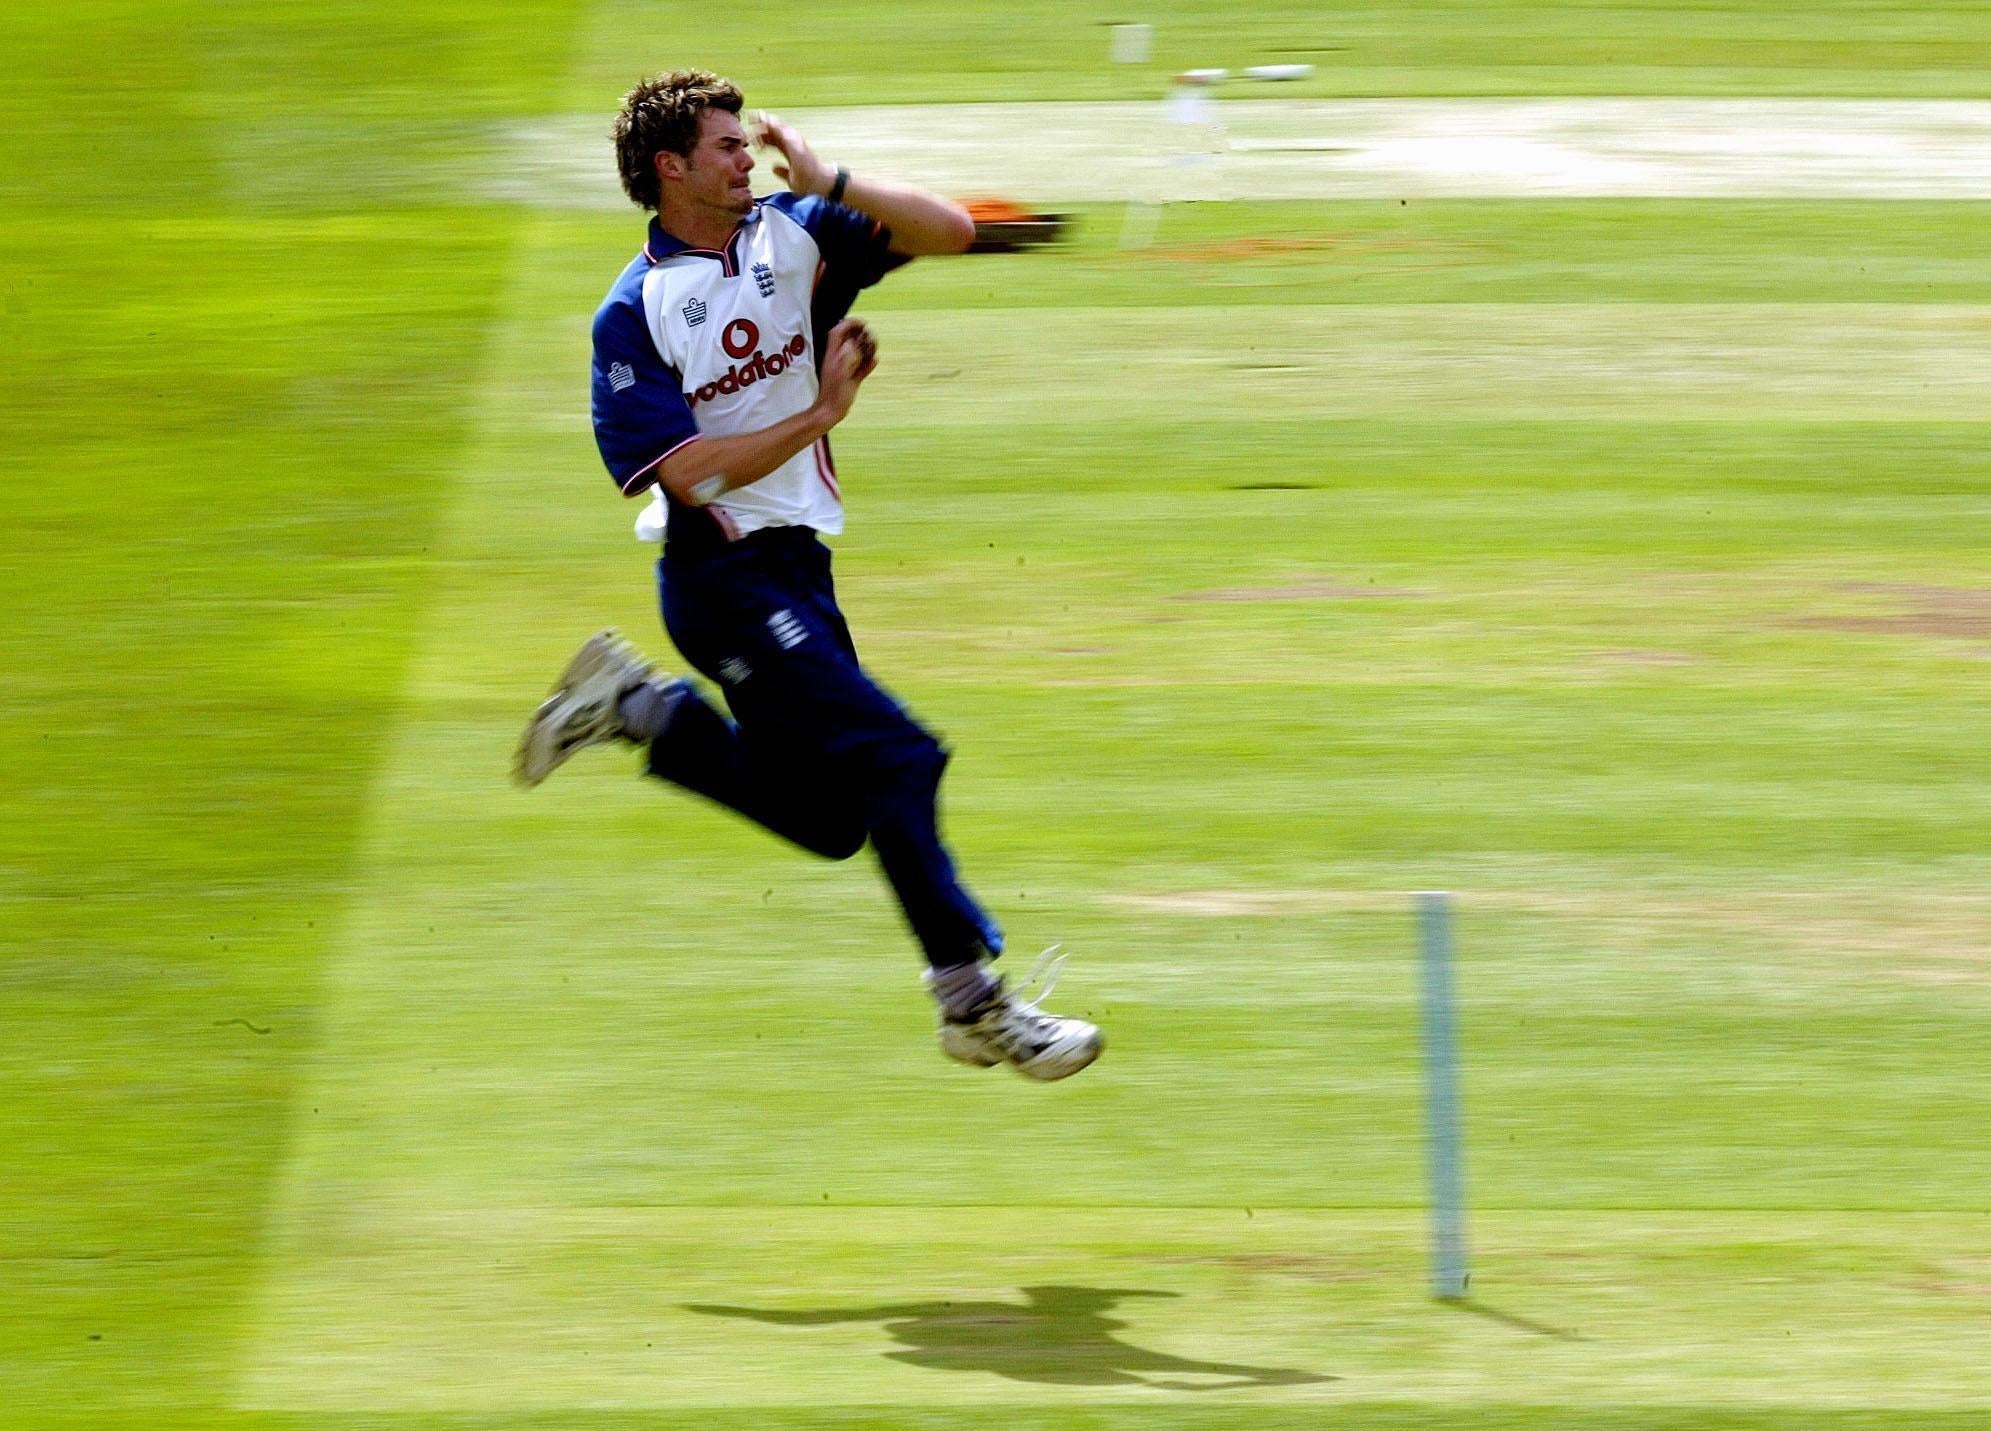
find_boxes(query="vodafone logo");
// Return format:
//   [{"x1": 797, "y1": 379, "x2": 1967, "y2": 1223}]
[{"x1": 688, "y1": 328, "x2": 808, "y2": 408}]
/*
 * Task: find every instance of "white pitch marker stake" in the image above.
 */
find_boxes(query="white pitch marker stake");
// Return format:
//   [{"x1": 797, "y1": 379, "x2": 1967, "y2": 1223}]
[{"x1": 1417, "y1": 890, "x2": 1470, "y2": 1300}]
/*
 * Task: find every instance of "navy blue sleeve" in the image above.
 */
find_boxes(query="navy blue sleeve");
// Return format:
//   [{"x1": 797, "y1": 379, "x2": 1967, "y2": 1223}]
[
  {"x1": 764, "y1": 191, "x2": 911, "y2": 331},
  {"x1": 591, "y1": 292, "x2": 700, "y2": 495}
]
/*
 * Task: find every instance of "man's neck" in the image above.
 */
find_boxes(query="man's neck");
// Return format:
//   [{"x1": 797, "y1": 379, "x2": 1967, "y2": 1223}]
[{"x1": 657, "y1": 201, "x2": 741, "y2": 253}]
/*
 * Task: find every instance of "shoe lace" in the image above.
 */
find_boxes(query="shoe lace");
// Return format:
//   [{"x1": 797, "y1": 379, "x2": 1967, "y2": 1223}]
[{"x1": 1005, "y1": 944, "x2": 1068, "y2": 1017}]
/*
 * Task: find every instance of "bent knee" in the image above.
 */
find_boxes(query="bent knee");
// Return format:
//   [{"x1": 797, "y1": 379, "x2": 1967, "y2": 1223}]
[
  {"x1": 814, "y1": 829, "x2": 867, "y2": 861},
  {"x1": 790, "y1": 811, "x2": 866, "y2": 861},
  {"x1": 872, "y1": 728, "x2": 949, "y2": 784}
]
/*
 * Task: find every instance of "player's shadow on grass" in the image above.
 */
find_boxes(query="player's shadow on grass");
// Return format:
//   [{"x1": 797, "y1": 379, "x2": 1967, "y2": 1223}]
[{"x1": 685, "y1": 1284, "x2": 1335, "y2": 1390}]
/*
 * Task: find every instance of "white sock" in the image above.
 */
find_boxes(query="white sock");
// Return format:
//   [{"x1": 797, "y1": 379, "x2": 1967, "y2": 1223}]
[
  {"x1": 928, "y1": 961, "x2": 1000, "y2": 1020},
  {"x1": 615, "y1": 678, "x2": 684, "y2": 743}
]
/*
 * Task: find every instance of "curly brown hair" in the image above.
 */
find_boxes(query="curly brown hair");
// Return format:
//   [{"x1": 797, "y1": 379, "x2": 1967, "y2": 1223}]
[{"x1": 612, "y1": 70, "x2": 745, "y2": 211}]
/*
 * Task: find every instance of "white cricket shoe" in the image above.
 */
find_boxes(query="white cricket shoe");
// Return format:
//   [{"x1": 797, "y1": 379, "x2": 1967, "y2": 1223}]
[
  {"x1": 513, "y1": 630, "x2": 652, "y2": 787},
  {"x1": 936, "y1": 947, "x2": 1103, "y2": 1081}
]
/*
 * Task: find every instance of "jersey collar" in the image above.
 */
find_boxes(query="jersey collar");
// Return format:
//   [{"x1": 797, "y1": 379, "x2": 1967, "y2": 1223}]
[{"x1": 643, "y1": 203, "x2": 765, "y2": 265}]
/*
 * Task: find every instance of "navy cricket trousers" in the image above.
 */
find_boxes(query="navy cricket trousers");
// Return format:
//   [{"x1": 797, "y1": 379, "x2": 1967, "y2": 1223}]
[{"x1": 646, "y1": 526, "x2": 1002, "y2": 968}]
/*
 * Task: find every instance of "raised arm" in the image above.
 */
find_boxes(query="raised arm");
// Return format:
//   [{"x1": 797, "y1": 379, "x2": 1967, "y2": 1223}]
[{"x1": 751, "y1": 112, "x2": 976, "y2": 256}]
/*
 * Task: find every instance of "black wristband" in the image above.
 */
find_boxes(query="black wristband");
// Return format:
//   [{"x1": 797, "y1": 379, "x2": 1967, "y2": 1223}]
[{"x1": 826, "y1": 165, "x2": 849, "y2": 205}]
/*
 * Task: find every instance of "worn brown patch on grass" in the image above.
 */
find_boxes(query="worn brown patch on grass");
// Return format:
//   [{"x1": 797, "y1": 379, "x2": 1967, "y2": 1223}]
[
  {"x1": 1593, "y1": 648, "x2": 1699, "y2": 666},
  {"x1": 1175, "y1": 581, "x2": 1425, "y2": 602},
  {"x1": 1107, "y1": 889, "x2": 1991, "y2": 983},
  {"x1": 1794, "y1": 582, "x2": 1991, "y2": 640},
  {"x1": 1113, "y1": 233, "x2": 1488, "y2": 273},
  {"x1": 1913, "y1": 1256, "x2": 1991, "y2": 1299},
  {"x1": 1109, "y1": 891, "x2": 1387, "y2": 915}
]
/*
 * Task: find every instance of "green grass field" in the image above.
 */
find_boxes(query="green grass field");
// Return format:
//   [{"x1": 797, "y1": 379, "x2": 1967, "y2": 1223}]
[{"x1": 5, "y1": 2, "x2": 1989, "y2": 1426}]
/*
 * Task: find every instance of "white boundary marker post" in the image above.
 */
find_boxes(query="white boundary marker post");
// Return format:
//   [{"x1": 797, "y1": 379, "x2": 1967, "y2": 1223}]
[{"x1": 1417, "y1": 890, "x2": 1470, "y2": 1299}]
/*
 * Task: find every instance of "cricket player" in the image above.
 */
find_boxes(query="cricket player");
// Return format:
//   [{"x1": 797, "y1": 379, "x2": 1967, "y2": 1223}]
[{"x1": 514, "y1": 71, "x2": 1101, "y2": 1081}]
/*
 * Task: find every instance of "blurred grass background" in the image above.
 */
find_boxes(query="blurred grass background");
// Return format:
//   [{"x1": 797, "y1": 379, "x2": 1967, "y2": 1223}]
[{"x1": 3, "y1": 1, "x2": 1988, "y2": 1426}]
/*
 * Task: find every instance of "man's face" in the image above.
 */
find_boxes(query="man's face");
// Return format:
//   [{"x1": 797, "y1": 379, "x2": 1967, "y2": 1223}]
[{"x1": 668, "y1": 108, "x2": 755, "y2": 217}]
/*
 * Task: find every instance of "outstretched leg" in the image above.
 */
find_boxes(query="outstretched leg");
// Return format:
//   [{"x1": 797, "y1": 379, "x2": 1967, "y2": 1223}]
[
  {"x1": 642, "y1": 684, "x2": 867, "y2": 860},
  {"x1": 657, "y1": 541, "x2": 999, "y2": 966},
  {"x1": 654, "y1": 539, "x2": 1100, "y2": 1079},
  {"x1": 515, "y1": 537, "x2": 1100, "y2": 1080}
]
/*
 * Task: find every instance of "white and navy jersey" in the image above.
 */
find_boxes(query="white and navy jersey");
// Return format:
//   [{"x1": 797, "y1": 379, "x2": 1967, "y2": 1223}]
[{"x1": 590, "y1": 194, "x2": 906, "y2": 544}]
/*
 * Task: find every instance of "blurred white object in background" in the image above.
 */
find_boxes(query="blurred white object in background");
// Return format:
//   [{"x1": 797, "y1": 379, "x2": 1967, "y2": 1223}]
[
  {"x1": 1246, "y1": 64, "x2": 1314, "y2": 82},
  {"x1": 1123, "y1": 68, "x2": 1232, "y2": 247},
  {"x1": 1109, "y1": 23, "x2": 1153, "y2": 65},
  {"x1": 505, "y1": 100, "x2": 1991, "y2": 209},
  {"x1": 1164, "y1": 72, "x2": 1229, "y2": 188}
]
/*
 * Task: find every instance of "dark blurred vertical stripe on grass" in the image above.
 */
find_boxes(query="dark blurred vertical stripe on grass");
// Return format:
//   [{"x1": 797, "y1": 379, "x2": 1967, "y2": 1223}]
[{"x1": 0, "y1": 1, "x2": 586, "y2": 1412}]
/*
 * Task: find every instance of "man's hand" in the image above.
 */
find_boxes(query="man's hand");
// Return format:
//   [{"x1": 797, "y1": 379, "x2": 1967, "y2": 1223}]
[
  {"x1": 751, "y1": 111, "x2": 834, "y2": 198},
  {"x1": 753, "y1": 111, "x2": 975, "y2": 254},
  {"x1": 655, "y1": 319, "x2": 879, "y2": 506},
  {"x1": 816, "y1": 318, "x2": 878, "y2": 423}
]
